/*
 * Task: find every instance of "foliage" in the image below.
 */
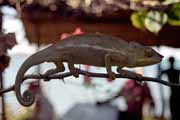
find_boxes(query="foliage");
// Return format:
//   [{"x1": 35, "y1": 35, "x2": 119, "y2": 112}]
[
  {"x1": 13, "y1": 0, "x2": 180, "y2": 33},
  {"x1": 145, "y1": 11, "x2": 168, "y2": 33},
  {"x1": 64, "y1": 0, "x2": 180, "y2": 33},
  {"x1": 168, "y1": 3, "x2": 180, "y2": 25},
  {"x1": 131, "y1": 11, "x2": 168, "y2": 33},
  {"x1": 131, "y1": 11, "x2": 147, "y2": 30},
  {"x1": 131, "y1": 3, "x2": 180, "y2": 33}
]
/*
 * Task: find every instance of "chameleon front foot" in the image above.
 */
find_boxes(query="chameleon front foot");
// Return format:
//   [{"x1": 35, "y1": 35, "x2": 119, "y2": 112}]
[
  {"x1": 71, "y1": 68, "x2": 79, "y2": 78},
  {"x1": 43, "y1": 70, "x2": 56, "y2": 81},
  {"x1": 108, "y1": 72, "x2": 116, "y2": 80}
]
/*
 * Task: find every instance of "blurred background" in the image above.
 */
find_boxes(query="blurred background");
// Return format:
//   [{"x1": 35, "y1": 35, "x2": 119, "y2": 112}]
[{"x1": 0, "y1": 0, "x2": 180, "y2": 120}]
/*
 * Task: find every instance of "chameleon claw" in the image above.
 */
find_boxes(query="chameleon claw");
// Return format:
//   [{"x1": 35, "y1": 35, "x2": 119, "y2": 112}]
[
  {"x1": 79, "y1": 65, "x2": 81, "y2": 70},
  {"x1": 38, "y1": 73, "x2": 44, "y2": 78},
  {"x1": 117, "y1": 69, "x2": 143, "y2": 79},
  {"x1": 116, "y1": 67, "x2": 122, "y2": 73},
  {"x1": 135, "y1": 75, "x2": 143, "y2": 85},
  {"x1": 43, "y1": 74, "x2": 50, "y2": 82},
  {"x1": 108, "y1": 72, "x2": 116, "y2": 80},
  {"x1": 72, "y1": 68, "x2": 79, "y2": 78},
  {"x1": 44, "y1": 79, "x2": 50, "y2": 82},
  {"x1": 136, "y1": 79, "x2": 144, "y2": 85},
  {"x1": 61, "y1": 78, "x2": 66, "y2": 84},
  {"x1": 38, "y1": 73, "x2": 49, "y2": 81},
  {"x1": 73, "y1": 74, "x2": 79, "y2": 78}
]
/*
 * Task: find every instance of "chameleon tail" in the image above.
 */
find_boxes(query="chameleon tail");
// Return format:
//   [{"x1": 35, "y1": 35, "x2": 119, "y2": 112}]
[{"x1": 15, "y1": 50, "x2": 49, "y2": 107}]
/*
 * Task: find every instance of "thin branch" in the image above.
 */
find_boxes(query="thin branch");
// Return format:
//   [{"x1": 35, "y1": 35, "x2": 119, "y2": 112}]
[
  {"x1": 0, "y1": 86, "x2": 14, "y2": 95},
  {"x1": 0, "y1": 69, "x2": 180, "y2": 95}
]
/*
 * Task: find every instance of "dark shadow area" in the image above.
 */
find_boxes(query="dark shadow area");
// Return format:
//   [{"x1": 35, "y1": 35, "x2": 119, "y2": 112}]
[{"x1": 159, "y1": 56, "x2": 180, "y2": 120}]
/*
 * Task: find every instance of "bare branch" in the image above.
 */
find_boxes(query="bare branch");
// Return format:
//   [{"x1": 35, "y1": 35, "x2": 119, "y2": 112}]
[{"x1": 0, "y1": 69, "x2": 180, "y2": 96}]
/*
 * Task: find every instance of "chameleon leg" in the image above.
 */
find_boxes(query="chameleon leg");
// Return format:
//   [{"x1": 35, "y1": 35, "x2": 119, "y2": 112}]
[
  {"x1": 116, "y1": 67, "x2": 123, "y2": 74},
  {"x1": 67, "y1": 62, "x2": 79, "y2": 78},
  {"x1": 43, "y1": 62, "x2": 65, "y2": 81},
  {"x1": 105, "y1": 54, "x2": 116, "y2": 80},
  {"x1": 63, "y1": 54, "x2": 79, "y2": 78}
]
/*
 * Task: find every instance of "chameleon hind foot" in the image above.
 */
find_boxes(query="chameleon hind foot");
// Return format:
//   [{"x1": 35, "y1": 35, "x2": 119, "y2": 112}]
[
  {"x1": 108, "y1": 71, "x2": 116, "y2": 80},
  {"x1": 43, "y1": 71, "x2": 53, "y2": 81},
  {"x1": 43, "y1": 63, "x2": 65, "y2": 81},
  {"x1": 71, "y1": 68, "x2": 79, "y2": 78},
  {"x1": 43, "y1": 69, "x2": 61, "y2": 81},
  {"x1": 117, "y1": 67, "x2": 142, "y2": 80}
]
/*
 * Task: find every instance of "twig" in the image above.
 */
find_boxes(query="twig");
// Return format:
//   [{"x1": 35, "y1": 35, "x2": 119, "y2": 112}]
[{"x1": 0, "y1": 69, "x2": 180, "y2": 95}]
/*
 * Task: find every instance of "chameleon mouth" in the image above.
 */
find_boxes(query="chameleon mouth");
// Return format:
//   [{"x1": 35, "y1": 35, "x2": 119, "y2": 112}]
[
  {"x1": 151, "y1": 57, "x2": 163, "y2": 64},
  {"x1": 137, "y1": 56, "x2": 163, "y2": 66},
  {"x1": 155, "y1": 53, "x2": 164, "y2": 63},
  {"x1": 159, "y1": 54, "x2": 164, "y2": 59},
  {"x1": 147, "y1": 53, "x2": 164, "y2": 65}
]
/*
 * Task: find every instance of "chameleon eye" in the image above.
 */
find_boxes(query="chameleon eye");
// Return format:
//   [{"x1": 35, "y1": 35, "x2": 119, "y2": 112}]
[{"x1": 145, "y1": 48, "x2": 153, "y2": 57}]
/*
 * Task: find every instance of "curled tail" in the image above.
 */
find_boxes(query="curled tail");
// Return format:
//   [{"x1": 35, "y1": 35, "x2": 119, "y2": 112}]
[{"x1": 15, "y1": 50, "x2": 49, "y2": 106}]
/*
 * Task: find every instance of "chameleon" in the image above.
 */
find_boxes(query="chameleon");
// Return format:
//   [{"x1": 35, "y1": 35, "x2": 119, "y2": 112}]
[{"x1": 15, "y1": 33, "x2": 163, "y2": 107}]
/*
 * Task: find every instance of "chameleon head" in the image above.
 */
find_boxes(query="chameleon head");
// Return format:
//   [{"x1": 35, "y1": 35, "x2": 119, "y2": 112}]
[
  {"x1": 128, "y1": 42, "x2": 163, "y2": 67},
  {"x1": 135, "y1": 46, "x2": 163, "y2": 66}
]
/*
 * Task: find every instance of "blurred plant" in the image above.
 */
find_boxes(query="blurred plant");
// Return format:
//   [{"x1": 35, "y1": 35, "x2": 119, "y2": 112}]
[
  {"x1": 65, "y1": 0, "x2": 180, "y2": 33},
  {"x1": 168, "y1": 3, "x2": 180, "y2": 25},
  {"x1": 2, "y1": 104, "x2": 35, "y2": 120},
  {"x1": 131, "y1": 10, "x2": 168, "y2": 33},
  {"x1": 131, "y1": 11, "x2": 147, "y2": 30},
  {"x1": 15, "y1": 106, "x2": 35, "y2": 120},
  {"x1": 10, "y1": 0, "x2": 180, "y2": 33},
  {"x1": 131, "y1": 3, "x2": 180, "y2": 33}
]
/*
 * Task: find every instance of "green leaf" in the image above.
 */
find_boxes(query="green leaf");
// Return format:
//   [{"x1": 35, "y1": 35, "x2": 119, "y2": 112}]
[
  {"x1": 168, "y1": 18, "x2": 180, "y2": 26},
  {"x1": 168, "y1": 3, "x2": 180, "y2": 19},
  {"x1": 167, "y1": 3, "x2": 180, "y2": 26},
  {"x1": 173, "y1": 3, "x2": 180, "y2": 9},
  {"x1": 131, "y1": 11, "x2": 147, "y2": 30},
  {"x1": 145, "y1": 11, "x2": 168, "y2": 33}
]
